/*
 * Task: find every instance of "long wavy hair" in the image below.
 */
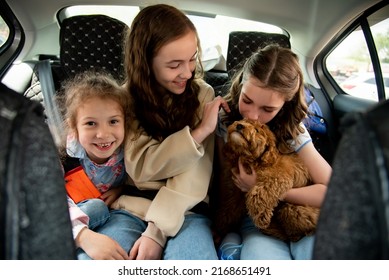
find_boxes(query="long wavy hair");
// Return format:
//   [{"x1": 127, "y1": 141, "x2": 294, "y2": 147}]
[
  {"x1": 223, "y1": 44, "x2": 308, "y2": 153},
  {"x1": 124, "y1": 4, "x2": 203, "y2": 141}
]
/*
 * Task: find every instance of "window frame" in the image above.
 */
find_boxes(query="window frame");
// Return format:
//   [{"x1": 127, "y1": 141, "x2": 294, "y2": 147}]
[
  {"x1": 0, "y1": 0, "x2": 24, "y2": 79},
  {"x1": 315, "y1": 1, "x2": 388, "y2": 102}
]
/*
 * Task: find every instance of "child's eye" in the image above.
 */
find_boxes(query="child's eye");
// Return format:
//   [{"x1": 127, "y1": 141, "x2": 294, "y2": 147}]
[
  {"x1": 110, "y1": 119, "x2": 119, "y2": 125},
  {"x1": 85, "y1": 121, "x2": 96, "y2": 126}
]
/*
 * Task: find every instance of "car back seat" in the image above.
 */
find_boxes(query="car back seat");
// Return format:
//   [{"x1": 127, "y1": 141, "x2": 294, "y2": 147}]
[
  {"x1": 24, "y1": 14, "x2": 127, "y2": 107},
  {"x1": 204, "y1": 69, "x2": 228, "y2": 90},
  {"x1": 227, "y1": 31, "x2": 291, "y2": 78},
  {"x1": 314, "y1": 99, "x2": 389, "y2": 259},
  {"x1": 59, "y1": 14, "x2": 126, "y2": 81}
]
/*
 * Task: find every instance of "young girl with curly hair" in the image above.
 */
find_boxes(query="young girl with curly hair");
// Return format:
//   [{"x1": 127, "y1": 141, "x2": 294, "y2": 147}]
[{"x1": 59, "y1": 70, "x2": 131, "y2": 260}]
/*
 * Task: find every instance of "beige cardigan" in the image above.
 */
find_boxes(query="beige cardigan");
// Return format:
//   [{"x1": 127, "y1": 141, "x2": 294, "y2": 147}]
[{"x1": 112, "y1": 81, "x2": 215, "y2": 247}]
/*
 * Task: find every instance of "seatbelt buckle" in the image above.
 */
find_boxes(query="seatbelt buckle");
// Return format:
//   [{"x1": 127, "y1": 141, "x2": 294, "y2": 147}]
[{"x1": 65, "y1": 166, "x2": 101, "y2": 203}]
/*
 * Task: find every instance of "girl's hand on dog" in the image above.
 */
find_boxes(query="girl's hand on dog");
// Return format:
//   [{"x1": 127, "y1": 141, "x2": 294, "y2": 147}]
[
  {"x1": 232, "y1": 158, "x2": 257, "y2": 192},
  {"x1": 191, "y1": 95, "x2": 230, "y2": 144}
]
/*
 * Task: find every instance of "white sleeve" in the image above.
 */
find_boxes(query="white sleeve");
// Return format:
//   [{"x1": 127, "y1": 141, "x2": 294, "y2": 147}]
[
  {"x1": 288, "y1": 123, "x2": 312, "y2": 152},
  {"x1": 67, "y1": 196, "x2": 89, "y2": 240}
]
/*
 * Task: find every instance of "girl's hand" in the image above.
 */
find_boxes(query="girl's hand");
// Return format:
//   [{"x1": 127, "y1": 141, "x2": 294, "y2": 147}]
[
  {"x1": 76, "y1": 228, "x2": 129, "y2": 260},
  {"x1": 100, "y1": 186, "x2": 123, "y2": 207},
  {"x1": 129, "y1": 235, "x2": 163, "y2": 260},
  {"x1": 231, "y1": 158, "x2": 257, "y2": 192},
  {"x1": 191, "y1": 96, "x2": 230, "y2": 144}
]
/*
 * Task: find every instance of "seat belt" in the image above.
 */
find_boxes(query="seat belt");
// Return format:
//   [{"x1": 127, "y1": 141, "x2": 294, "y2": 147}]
[{"x1": 37, "y1": 59, "x2": 64, "y2": 146}]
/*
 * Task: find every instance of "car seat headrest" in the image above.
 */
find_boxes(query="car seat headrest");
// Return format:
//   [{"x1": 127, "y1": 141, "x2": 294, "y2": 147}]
[
  {"x1": 59, "y1": 14, "x2": 127, "y2": 82},
  {"x1": 226, "y1": 31, "x2": 291, "y2": 79}
]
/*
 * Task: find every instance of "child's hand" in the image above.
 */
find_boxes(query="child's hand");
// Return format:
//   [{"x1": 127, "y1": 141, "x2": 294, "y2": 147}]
[
  {"x1": 101, "y1": 186, "x2": 123, "y2": 207},
  {"x1": 129, "y1": 235, "x2": 163, "y2": 260},
  {"x1": 76, "y1": 228, "x2": 129, "y2": 260},
  {"x1": 231, "y1": 158, "x2": 256, "y2": 192},
  {"x1": 192, "y1": 96, "x2": 230, "y2": 144}
]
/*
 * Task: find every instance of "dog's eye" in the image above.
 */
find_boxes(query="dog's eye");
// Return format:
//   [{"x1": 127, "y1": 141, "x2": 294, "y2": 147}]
[{"x1": 255, "y1": 128, "x2": 259, "y2": 133}]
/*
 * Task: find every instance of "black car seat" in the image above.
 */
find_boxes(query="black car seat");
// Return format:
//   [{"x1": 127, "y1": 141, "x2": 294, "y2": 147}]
[
  {"x1": 1, "y1": 81, "x2": 76, "y2": 259},
  {"x1": 226, "y1": 31, "x2": 291, "y2": 79},
  {"x1": 25, "y1": 14, "x2": 127, "y2": 107},
  {"x1": 313, "y1": 99, "x2": 389, "y2": 259},
  {"x1": 59, "y1": 14, "x2": 127, "y2": 82},
  {"x1": 214, "y1": 31, "x2": 291, "y2": 97}
]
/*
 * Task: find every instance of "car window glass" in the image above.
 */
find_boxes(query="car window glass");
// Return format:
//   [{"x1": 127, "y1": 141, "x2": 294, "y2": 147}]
[
  {"x1": 369, "y1": 14, "x2": 389, "y2": 100},
  {"x1": 0, "y1": 15, "x2": 10, "y2": 48},
  {"x1": 326, "y1": 10, "x2": 389, "y2": 101},
  {"x1": 188, "y1": 14, "x2": 283, "y2": 58},
  {"x1": 327, "y1": 26, "x2": 375, "y2": 100}
]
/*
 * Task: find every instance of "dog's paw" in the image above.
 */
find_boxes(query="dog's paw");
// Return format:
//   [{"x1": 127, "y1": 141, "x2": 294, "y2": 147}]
[
  {"x1": 251, "y1": 209, "x2": 273, "y2": 229},
  {"x1": 246, "y1": 185, "x2": 279, "y2": 229}
]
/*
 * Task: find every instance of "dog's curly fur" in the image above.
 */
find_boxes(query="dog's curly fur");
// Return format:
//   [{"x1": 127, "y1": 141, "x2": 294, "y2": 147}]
[{"x1": 214, "y1": 119, "x2": 319, "y2": 242}]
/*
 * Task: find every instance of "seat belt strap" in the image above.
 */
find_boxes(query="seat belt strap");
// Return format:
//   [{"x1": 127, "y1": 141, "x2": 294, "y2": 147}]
[{"x1": 37, "y1": 59, "x2": 64, "y2": 146}]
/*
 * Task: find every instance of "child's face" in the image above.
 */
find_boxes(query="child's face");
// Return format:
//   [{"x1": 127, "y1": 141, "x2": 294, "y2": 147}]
[
  {"x1": 238, "y1": 76, "x2": 285, "y2": 124},
  {"x1": 152, "y1": 31, "x2": 198, "y2": 94},
  {"x1": 76, "y1": 97, "x2": 125, "y2": 164}
]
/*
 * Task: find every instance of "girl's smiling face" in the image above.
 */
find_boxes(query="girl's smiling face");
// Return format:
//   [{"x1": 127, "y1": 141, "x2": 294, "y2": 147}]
[
  {"x1": 152, "y1": 31, "x2": 198, "y2": 95},
  {"x1": 76, "y1": 97, "x2": 125, "y2": 164}
]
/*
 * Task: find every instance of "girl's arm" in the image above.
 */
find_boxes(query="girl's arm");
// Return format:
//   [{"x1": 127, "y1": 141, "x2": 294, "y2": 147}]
[
  {"x1": 126, "y1": 89, "x2": 229, "y2": 185},
  {"x1": 233, "y1": 141, "x2": 332, "y2": 208},
  {"x1": 283, "y1": 141, "x2": 332, "y2": 207},
  {"x1": 67, "y1": 196, "x2": 89, "y2": 239},
  {"x1": 191, "y1": 95, "x2": 230, "y2": 144}
]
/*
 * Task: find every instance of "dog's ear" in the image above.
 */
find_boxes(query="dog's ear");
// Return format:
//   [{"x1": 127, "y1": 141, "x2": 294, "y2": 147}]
[
  {"x1": 257, "y1": 124, "x2": 279, "y2": 166},
  {"x1": 260, "y1": 144, "x2": 278, "y2": 165}
]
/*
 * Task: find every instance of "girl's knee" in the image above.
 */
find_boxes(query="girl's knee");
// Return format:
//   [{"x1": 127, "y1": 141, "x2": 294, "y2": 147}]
[{"x1": 291, "y1": 235, "x2": 315, "y2": 260}]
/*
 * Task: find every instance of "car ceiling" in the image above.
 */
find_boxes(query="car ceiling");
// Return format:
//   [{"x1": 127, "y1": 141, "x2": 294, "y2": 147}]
[{"x1": 5, "y1": 0, "x2": 382, "y2": 65}]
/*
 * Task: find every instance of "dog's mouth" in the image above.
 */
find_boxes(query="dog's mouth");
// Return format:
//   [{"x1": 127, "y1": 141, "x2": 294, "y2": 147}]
[{"x1": 229, "y1": 130, "x2": 249, "y2": 145}]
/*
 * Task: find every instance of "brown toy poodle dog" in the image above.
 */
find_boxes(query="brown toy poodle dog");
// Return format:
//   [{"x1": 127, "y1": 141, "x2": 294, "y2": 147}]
[{"x1": 214, "y1": 119, "x2": 319, "y2": 242}]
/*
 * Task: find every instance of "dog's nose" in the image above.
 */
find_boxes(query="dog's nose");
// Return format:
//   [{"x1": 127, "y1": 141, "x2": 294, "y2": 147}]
[{"x1": 236, "y1": 124, "x2": 244, "y2": 131}]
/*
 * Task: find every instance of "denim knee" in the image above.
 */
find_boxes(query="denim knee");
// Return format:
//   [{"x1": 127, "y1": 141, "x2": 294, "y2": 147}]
[
  {"x1": 164, "y1": 214, "x2": 218, "y2": 260},
  {"x1": 290, "y1": 235, "x2": 315, "y2": 260},
  {"x1": 77, "y1": 198, "x2": 110, "y2": 229}
]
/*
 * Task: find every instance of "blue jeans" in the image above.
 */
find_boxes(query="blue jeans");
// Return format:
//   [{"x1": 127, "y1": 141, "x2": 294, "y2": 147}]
[
  {"x1": 77, "y1": 198, "x2": 110, "y2": 229},
  {"x1": 164, "y1": 213, "x2": 218, "y2": 260},
  {"x1": 239, "y1": 216, "x2": 314, "y2": 260},
  {"x1": 77, "y1": 210, "x2": 218, "y2": 260}
]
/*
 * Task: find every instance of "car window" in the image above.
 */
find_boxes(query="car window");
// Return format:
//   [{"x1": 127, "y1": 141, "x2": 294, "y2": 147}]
[
  {"x1": 0, "y1": 15, "x2": 10, "y2": 48},
  {"x1": 385, "y1": 77, "x2": 389, "y2": 87},
  {"x1": 366, "y1": 78, "x2": 376, "y2": 85},
  {"x1": 326, "y1": 8, "x2": 389, "y2": 101}
]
